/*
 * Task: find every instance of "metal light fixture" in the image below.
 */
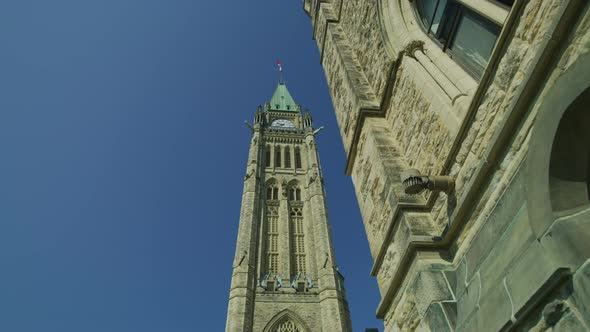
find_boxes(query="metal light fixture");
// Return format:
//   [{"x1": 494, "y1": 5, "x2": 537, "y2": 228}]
[{"x1": 400, "y1": 169, "x2": 455, "y2": 195}]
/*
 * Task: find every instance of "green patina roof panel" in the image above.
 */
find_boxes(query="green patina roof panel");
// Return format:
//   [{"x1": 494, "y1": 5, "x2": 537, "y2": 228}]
[{"x1": 269, "y1": 82, "x2": 297, "y2": 112}]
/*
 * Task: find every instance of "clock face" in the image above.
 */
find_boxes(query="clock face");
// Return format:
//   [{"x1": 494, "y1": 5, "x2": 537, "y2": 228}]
[{"x1": 271, "y1": 119, "x2": 295, "y2": 128}]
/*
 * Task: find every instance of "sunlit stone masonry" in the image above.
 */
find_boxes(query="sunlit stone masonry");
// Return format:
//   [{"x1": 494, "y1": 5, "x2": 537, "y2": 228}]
[
  {"x1": 225, "y1": 82, "x2": 352, "y2": 331},
  {"x1": 301, "y1": 0, "x2": 590, "y2": 330}
]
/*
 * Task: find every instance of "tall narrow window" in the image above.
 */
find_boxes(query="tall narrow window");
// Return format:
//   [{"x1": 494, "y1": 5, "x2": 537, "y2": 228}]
[
  {"x1": 265, "y1": 145, "x2": 271, "y2": 167},
  {"x1": 290, "y1": 207, "x2": 306, "y2": 274},
  {"x1": 275, "y1": 146, "x2": 282, "y2": 168},
  {"x1": 284, "y1": 146, "x2": 291, "y2": 168},
  {"x1": 289, "y1": 187, "x2": 301, "y2": 201},
  {"x1": 549, "y1": 87, "x2": 590, "y2": 214},
  {"x1": 267, "y1": 183, "x2": 279, "y2": 200},
  {"x1": 414, "y1": 0, "x2": 501, "y2": 77},
  {"x1": 295, "y1": 147, "x2": 302, "y2": 169},
  {"x1": 266, "y1": 206, "x2": 279, "y2": 274}
]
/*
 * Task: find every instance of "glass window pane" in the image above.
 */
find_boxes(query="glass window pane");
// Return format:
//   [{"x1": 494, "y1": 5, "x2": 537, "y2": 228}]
[
  {"x1": 434, "y1": 2, "x2": 459, "y2": 45},
  {"x1": 449, "y1": 9, "x2": 500, "y2": 75},
  {"x1": 416, "y1": 0, "x2": 439, "y2": 28},
  {"x1": 429, "y1": 0, "x2": 447, "y2": 34}
]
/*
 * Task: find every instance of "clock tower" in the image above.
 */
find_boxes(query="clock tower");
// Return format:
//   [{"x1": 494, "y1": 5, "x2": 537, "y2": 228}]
[{"x1": 225, "y1": 81, "x2": 352, "y2": 332}]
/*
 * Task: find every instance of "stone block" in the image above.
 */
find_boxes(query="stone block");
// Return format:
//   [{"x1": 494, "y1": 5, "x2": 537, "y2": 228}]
[
  {"x1": 479, "y1": 203, "x2": 533, "y2": 297},
  {"x1": 541, "y1": 209, "x2": 590, "y2": 268},
  {"x1": 443, "y1": 269, "x2": 456, "y2": 299},
  {"x1": 455, "y1": 309, "x2": 478, "y2": 332},
  {"x1": 454, "y1": 258, "x2": 468, "y2": 299},
  {"x1": 477, "y1": 281, "x2": 512, "y2": 332},
  {"x1": 571, "y1": 259, "x2": 590, "y2": 327},
  {"x1": 464, "y1": 171, "x2": 527, "y2": 281},
  {"x1": 457, "y1": 272, "x2": 480, "y2": 323},
  {"x1": 440, "y1": 302, "x2": 457, "y2": 329},
  {"x1": 418, "y1": 302, "x2": 453, "y2": 332},
  {"x1": 504, "y1": 241, "x2": 564, "y2": 316}
]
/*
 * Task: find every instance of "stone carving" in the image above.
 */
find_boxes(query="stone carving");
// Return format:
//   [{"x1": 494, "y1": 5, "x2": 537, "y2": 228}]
[
  {"x1": 244, "y1": 165, "x2": 255, "y2": 181},
  {"x1": 377, "y1": 244, "x2": 397, "y2": 288},
  {"x1": 308, "y1": 171, "x2": 318, "y2": 185},
  {"x1": 402, "y1": 40, "x2": 425, "y2": 59},
  {"x1": 237, "y1": 250, "x2": 248, "y2": 267}
]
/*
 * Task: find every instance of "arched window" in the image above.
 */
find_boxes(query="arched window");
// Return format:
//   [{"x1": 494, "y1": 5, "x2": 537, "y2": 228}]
[
  {"x1": 267, "y1": 182, "x2": 279, "y2": 201},
  {"x1": 549, "y1": 87, "x2": 590, "y2": 215},
  {"x1": 263, "y1": 311, "x2": 309, "y2": 332},
  {"x1": 413, "y1": 0, "x2": 503, "y2": 77},
  {"x1": 265, "y1": 205, "x2": 279, "y2": 274},
  {"x1": 294, "y1": 147, "x2": 302, "y2": 169},
  {"x1": 275, "y1": 146, "x2": 282, "y2": 168},
  {"x1": 284, "y1": 146, "x2": 291, "y2": 168},
  {"x1": 290, "y1": 207, "x2": 306, "y2": 275},
  {"x1": 265, "y1": 145, "x2": 271, "y2": 168},
  {"x1": 289, "y1": 187, "x2": 302, "y2": 201}
]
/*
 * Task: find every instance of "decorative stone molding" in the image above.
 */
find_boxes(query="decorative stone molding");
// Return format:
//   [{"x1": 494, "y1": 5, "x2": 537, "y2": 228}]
[{"x1": 402, "y1": 40, "x2": 425, "y2": 59}]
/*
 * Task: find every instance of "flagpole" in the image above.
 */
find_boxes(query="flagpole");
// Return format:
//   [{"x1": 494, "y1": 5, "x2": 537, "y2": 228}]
[{"x1": 276, "y1": 59, "x2": 283, "y2": 84}]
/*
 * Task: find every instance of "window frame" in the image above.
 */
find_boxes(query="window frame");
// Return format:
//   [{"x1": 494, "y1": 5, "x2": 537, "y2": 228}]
[
  {"x1": 265, "y1": 146, "x2": 272, "y2": 168},
  {"x1": 294, "y1": 147, "x2": 302, "y2": 169},
  {"x1": 413, "y1": 0, "x2": 503, "y2": 79},
  {"x1": 284, "y1": 146, "x2": 291, "y2": 168},
  {"x1": 275, "y1": 146, "x2": 282, "y2": 168}
]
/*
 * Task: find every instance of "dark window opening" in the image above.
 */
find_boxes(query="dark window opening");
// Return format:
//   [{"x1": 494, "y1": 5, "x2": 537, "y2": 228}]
[
  {"x1": 492, "y1": 0, "x2": 514, "y2": 7},
  {"x1": 295, "y1": 148, "x2": 302, "y2": 169},
  {"x1": 267, "y1": 188, "x2": 273, "y2": 200},
  {"x1": 275, "y1": 147, "x2": 281, "y2": 168},
  {"x1": 285, "y1": 147, "x2": 291, "y2": 168},
  {"x1": 265, "y1": 146, "x2": 271, "y2": 167},
  {"x1": 289, "y1": 188, "x2": 301, "y2": 201},
  {"x1": 549, "y1": 87, "x2": 590, "y2": 214}
]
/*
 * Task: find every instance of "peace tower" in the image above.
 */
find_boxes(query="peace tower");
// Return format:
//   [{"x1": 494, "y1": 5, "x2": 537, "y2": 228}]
[{"x1": 225, "y1": 81, "x2": 352, "y2": 332}]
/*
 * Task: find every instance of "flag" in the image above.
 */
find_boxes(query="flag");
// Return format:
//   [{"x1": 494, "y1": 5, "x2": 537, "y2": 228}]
[{"x1": 276, "y1": 60, "x2": 282, "y2": 72}]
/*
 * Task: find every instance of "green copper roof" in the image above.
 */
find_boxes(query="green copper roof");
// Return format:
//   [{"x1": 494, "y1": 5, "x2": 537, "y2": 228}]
[{"x1": 269, "y1": 82, "x2": 297, "y2": 112}]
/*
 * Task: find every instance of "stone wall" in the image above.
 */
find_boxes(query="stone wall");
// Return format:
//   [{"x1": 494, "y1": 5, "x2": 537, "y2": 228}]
[{"x1": 302, "y1": 0, "x2": 590, "y2": 330}]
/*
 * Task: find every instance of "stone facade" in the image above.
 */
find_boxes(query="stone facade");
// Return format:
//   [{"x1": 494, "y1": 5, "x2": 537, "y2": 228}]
[
  {"x1": 302, "y1": 0, "x2": 590, "y2": 330},
  {"x1": 225, "y1": 83, "x2": 352, "y2": 331}
]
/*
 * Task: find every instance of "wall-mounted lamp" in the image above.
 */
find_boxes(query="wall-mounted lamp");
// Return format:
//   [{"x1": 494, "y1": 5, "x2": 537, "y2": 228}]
[{"x1": 400, "y1": 169, "x2": 455, "y2": 195}]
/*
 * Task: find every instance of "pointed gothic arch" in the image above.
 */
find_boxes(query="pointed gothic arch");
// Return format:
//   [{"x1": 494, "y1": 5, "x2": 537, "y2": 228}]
[
  {"x1": 287, "y1": 179, "x2": 302, "y2": 201},
  {"x1": 526, "y1": 53, "x2": 590, "y2": 269},
  {"x1": 262, "y1": 309, "x2": 311, "y2": 332},
  {"x1": 266, "y1": 178, "x2": 280, "y2": 201}
]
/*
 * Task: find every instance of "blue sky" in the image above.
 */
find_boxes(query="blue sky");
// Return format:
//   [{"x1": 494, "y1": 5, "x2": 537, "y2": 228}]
[{"x1": 0, "y1": 1, "x2": 382, "y2": 331}]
